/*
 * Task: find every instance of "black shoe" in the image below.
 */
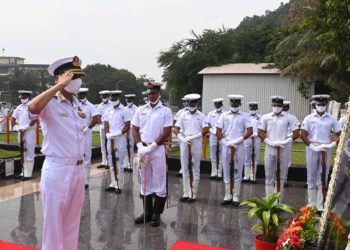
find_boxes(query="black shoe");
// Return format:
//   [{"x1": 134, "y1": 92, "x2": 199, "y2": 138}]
[
  {"x1": 284, "y1": 183, "x2": 289, "y2": 187},
  {"x1": 97, "y1": 164, "x2": 106, "y2": 169},
  {"x1": 176, "y1": 173, "x2": 182, "y2": 178},
  {"x1": 105, "y1": 165, "x2": 109, "y2": 169},
  {"x1": 134, "y1": 213, "x2": 152, "y2": 224},
  {"x1": 21, "y1": 176, "x2": 33, "y2": 181},
  {"x1": 179, "y1": 197, "x2": 189, "y2": 202},
  {"x1": 242, "y1": 179, "x2": 249, "y2": 183},
  {"x1": 105, "y1": 186, "x2": 116, "y2": 192},
  {"x1": 15, "y1": 174, "x2": 23, "y2": 179},
  {"x1": 251, "y1": 180, "x2": 257, "y2": 184},
  {"x1": 85, "y1": 184, "x2": 89, "y2": 190},
  {"x1": 187, "y1": 198, "x2": 196, "y2": 203},
  {"x1": 231, "y1": 201, "x2": 240, "y2": 207},
  {"x1": 209, "y1": 175, "x2": 217, "y2": 180},
  {"x1": 216, "y1": 176, "x2": 223, "y2": 181},
  {"x1": 150, "y1": 213, "x2": 161, "y2": 227},
  {"x1": 115, "y1": 188, "x2": 122, "y2": 194},
  {"x1": 221, "y1": 200, "x2": 232, "y2": 206}
]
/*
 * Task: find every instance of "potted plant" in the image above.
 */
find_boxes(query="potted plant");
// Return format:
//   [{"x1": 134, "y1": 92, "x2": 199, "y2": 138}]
[{"x1": 241, "y1": 192, "x2": 294, "y2": 250}]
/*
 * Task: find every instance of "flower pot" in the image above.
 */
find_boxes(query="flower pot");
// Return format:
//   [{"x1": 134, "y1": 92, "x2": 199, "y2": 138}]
[{"x1": 255, "y1": 235, "x2": 277, "y2": 250}]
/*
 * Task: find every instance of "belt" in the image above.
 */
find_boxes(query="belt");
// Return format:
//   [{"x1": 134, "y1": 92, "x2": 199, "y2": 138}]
[
  {"x1": 142, "y1": 141, "x2": 164, "y2": 146},
  {"x1": 45, "y1": 156, "x2": 83, "y2": 166}
]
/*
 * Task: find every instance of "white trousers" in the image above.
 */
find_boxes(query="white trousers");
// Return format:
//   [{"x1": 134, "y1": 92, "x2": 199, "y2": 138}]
[
  {"x1": 139, "y1": 146, "x2": 167, "y2": 197},
  {"x1": 180, "y1": 138, "x2": 202, "y2": 181},
  {"x1": 244, "y1": 137, "x2": 261, "y2": 166},
  {"x1": 84, "y1": 129, "x2": 92, "y2": 172},
  {"x1": 107, "y1": 135, "x2": 126, "y2": 174},
  {"x1": 40, "y1": 158, "x2": 85, "y2": 250},
  {"x1": 285, "y1": 141, "x2": 292, "y2": 168},
  {"x1": 306, "y1": 147, "x2": 331, "y2": 189},
  {"x1": 209, "y1": 144, "x2": 223, "y2": 163},
  {"x1": 222, "y1": 143, "x2": 245, "y2": 184},
  {"x1": 99, "y1": 126, "x2": 107, "y2": 154},
  {"x1": 264, "y1": 145, "x2": 288, "y2": 187},
  {"x1": 17, "y1": 128, "x2": 36, "y2": 162}
]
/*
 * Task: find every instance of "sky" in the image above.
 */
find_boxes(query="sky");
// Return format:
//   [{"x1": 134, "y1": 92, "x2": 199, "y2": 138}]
[{"x1": 0, "y1": 0, "x2": 289, "y2": 82}]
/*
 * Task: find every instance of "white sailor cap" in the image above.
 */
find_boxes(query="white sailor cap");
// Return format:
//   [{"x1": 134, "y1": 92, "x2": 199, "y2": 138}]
[
  {"x1": 270, "y1": 96, "x2": 285, "y2": 104},
  {"x1": 212, "y1": 98, "x2": 224, "y2": 103},
  {"x1": 228, "y1": 94, "x2": 244, "y2": 100},
  {"x1": 247, "y1": 101, "x2": 259, "y2": 105},
  {"x1": 18, "y1": 90, "x2": 32, "y2": 95},
  {"x1": 124, "y1": 94, "x2": 136, "y2": 98},
  {"x1": 48, "y1": 56, "x2": 84, "y2": 77},
  {"x1": 184, "y1": 93, "x2": 201, "y2": 101},
  {"x1": 312, "y1": 94, "x2": 330, "y2": 102},
  {"x1": 181, "y1": 97, "x2": 188, "y2": 101},
  {"x1": 99, "y1": 90, "x2": 110, "y2": 95},
  {"x1": 144, "y1": 81, "x2": 164, "y2": 94},
  {"x1": 283, "y1": 101, "x2": 291, "y2": 105},
  {"x1": 110, "y1": 90, "x2": 123, "y2": 95},
  {"x1": 78, "y1": 88, "x2": 89, "y2": 93}
]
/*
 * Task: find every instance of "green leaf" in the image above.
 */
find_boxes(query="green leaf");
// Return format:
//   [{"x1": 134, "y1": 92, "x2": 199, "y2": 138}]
[
  {"x1": 262, "y1": 211, "x2": 271, "y2": 230},
  {"x1": 272, "y1": 214, "x2": 279, "y2": 227},
  {"x1": 248, "y1": 207, "x2": 261, "y2": 220}
]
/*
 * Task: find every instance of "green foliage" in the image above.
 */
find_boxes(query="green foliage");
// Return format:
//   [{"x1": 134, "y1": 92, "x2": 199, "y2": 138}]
[
  {"x1": 158, "y1": 3, "x2": 290, "y2": 106},
  {"x1": 241, "y1": 192, "x2": 294, "y2": 243}
]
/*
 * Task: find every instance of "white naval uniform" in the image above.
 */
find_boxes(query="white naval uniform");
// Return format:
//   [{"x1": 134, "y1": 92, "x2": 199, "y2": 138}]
[
  {"x1": 125, "y1": 103, "x2": 138, "y2": 167},
  {"x1": 302, "y1": 112, "x2": 341, "y2": 210},
  {"x1": 217, "y1": 111, "x2": 252, "y2": 198},
  {"x1": 79, "y1": 99, "x2": 98, "y2": 184},
  {"x1": 243, "y1": 113, "x2": 262, "y2": 180},
  {"x1": 105, "y1": 104, "x2": 131, "y2": 181},
  {"x1": 259, "y1": 112, "x2": 298, "y2": 197},
  {"x1": 97, "y1": 101, "x2": 113, "y2": 154},
  {"x1": 0, "y1": 107, "x2": 8, "y2": 132},
  {"x1": 174, "y1": 108, "x2": 187, "y2": 174},
  {"x1": 284, "y1": 112, "x2": 300, "y2": 168},
  {"x1": 132, "y1": 101, "x2": 173, "y2": 197},
  {"x1": 176, "y1": 110, "x2": 207, "y2": 183},
  {"x1": 38, "y1": 95, "x2": 85, "y2": 250},
  {"x1": 12, "y1": 103, "x2": 36, "y2": 177},
  {"x1": 206, "y1": 109, "x2": 225, "y2": 176}
]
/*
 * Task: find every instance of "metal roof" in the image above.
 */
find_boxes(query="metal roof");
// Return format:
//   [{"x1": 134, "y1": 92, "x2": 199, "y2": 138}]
[{"x1": 198, "y1": 63, "x2": 280, "y2": 75}]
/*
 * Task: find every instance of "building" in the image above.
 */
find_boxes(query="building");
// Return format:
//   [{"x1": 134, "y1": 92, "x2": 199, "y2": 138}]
[
  {"x1": 198, "y1": 63, "x2": 314, "y2": 120},
  {"x1": 0, "y1": 56, "x2": 48, "y2": 76}
]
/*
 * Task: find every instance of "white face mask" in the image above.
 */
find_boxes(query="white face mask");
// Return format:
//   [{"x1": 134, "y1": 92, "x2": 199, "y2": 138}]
[
  {"x1": 231, "y1": 107, "x2": 240, "y2": 113},
  {"x1": 189, "y1": 106, "x2": 197, "y2": 112},
  {"x1": 272, "y1": 106, "x2": 282, "y2": 114},
  {"x1": 111, "y1": 100, "x2": 120, "y2": 107},
  {"x1": 250, "y1": 110, "x2": 257, "y2": 115},
  {"x1": 316, "y1": 105, "x2": 326, "y2": 113},
  {"x1": 216, "y1": 107, "x2": 222, "y2": 112},
  {"x1": 150, "y1": 97, "x2": 160, "y2": 105},
  {"x1": 126, "y1": 101, "x2": 133, "y2": 107},
  {"x1": 79, "y1": 97, "x2": 87, "y2": 103},
  {"x1": 64, "y1": 78, "x2": 82, "y2": 94},
  {"x1": 20, "y1": 98, "x2": 29, "y2": 104},
  {"x1": 102, "y1": 98, "x2": 109, "y2": 103}
]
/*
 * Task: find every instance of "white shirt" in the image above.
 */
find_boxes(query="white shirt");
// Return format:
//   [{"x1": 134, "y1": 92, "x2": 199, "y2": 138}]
[
  {"x1": 339, "y1": 116, "x2": 346, "y2": 128},
  {"x1": 284, "y1": 111, "x2": 300, "y2": 137},
  {"x1": 247, "y1": 113, "x2": 261, "y2": 137},
  {"x1": 79, "y1": 99, "x2": 98, "y2": 127},
  {"x1": 126, "y1": 103, "x2": 138, "y2": 121},
  {"x1": 217, "y1": 110, "x2": 252, "y2": 140},
  {"x1": 105, "y1": 104, "x2": 131, "y2": 134},
  {"x1": 175, "y1": 110, "x2": 207, "y2": 136},
  {"x1": 131, "y1": 101, "x2": 173, "y2": 144},
  {"x1": 39, "y1": 95, "x2": 85, "y2": 160},
  {"x1": 206, "y1": 109, "x2": 225, "y2": 142},
  {"x1": 301, "y1": 112, "x2": 342, "y2": 144},
  {"x1": 174, "y1": 108, "x2": 187, "y2": 122},
  {"x1": 259, "y1": 112, "x2": 299, "y2": 141},
  {"x1": 12, "y1": 103, "x2": 35, "y2": 131},
  {"x1": 97, "y1": 101, "x2": 113, "y2": 127}
]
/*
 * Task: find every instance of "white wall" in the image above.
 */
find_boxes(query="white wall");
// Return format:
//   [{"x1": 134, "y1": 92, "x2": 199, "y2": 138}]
[{"x1": 202, "y1": 74, "x2": 314, "y2": 121}]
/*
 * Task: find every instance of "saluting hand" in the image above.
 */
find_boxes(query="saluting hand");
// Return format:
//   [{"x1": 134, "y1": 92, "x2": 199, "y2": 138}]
[{"x1": 57, "y1": 71, "x2": 74, "y2": 89}]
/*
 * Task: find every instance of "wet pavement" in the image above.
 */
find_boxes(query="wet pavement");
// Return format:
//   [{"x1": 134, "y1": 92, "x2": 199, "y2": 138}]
[{"x1": 0, "y1": 166, "x2": 349, "y2": 250}]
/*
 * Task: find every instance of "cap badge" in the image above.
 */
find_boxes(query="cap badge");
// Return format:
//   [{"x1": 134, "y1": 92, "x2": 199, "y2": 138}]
[{"x1": 72, "y1": 56, "x2": 81, "y2": 67}]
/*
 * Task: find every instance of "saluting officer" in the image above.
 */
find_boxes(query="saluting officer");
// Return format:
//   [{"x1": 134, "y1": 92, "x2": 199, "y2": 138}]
[
  {"x1": 77, "y1": 88, "x2": 99, "y2": 189},
  {"x1": 282, "y1": 101, "x2": 300, "y2": 186},
  {"x1": 12, "y1": 90, "x2": 38, "y2": 180},
  {"x1": 258, "y1": 96, "x2": 299, "y2": 199},
  {"x1": 206, "y1": 98, "x2": 225, "y2": 180},
  {"x1": 97, "y1": 90, "x2": 113, "y2": 168},
  {"x1": 301, "y1": 95, "x2": 341, "y2": 213},
  {"x1": 124, "y1": 94, "x2": 138, "y2": 172},
  {"x1": 173, "y1": 96, "x2": 189, "y2": 177},
  {"x1": 104, "y1": 90, "x2": 131, "y2": 193},
  {"x1": 175, "y1": 93, "x2": 208, "y2": 203},
  {"x1": 28, "y1": 56, "x2": 86, "y2": 250},
  {"x1": 217, "y1": 95, "x2": 253, "y2": 206},
  {"x1": 243, "y1": 102, "x2": 261, "y2": 183},
  {"x1": 132, "y1": 81, "x2": 172, "y2": 227}
]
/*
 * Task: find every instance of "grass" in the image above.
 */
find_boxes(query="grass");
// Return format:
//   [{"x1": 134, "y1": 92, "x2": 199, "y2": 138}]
[
  {"x1": 168, "y1": 141, "x2": 336, "y2": 167},
  {"x1": 0, "y1": 149, "x2": 20, "y2": 159}
]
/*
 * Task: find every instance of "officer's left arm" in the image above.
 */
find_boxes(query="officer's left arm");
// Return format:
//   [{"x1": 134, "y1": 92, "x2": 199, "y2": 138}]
[
  {"x1": 155, "y1": 126, "x2": 172, "y2": 145},
  {"x1": 331, "y1": 118, "x2": 343, "y2": 143},
  {"x1": 121, "y1": 121, "x2": 130, "y2": 134},
  {"x1": 104, "y1": 121, "x2": 110, "y2": 133},
  {"x1": 88, "y1": 115, "x2": 99, "y2": 129},
  {"x1": 244, "y1": 127, "x2": 253, "y2": 139},
  {"x1": 291, "y1": 129, "x2": 299, "y2": 140}
]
